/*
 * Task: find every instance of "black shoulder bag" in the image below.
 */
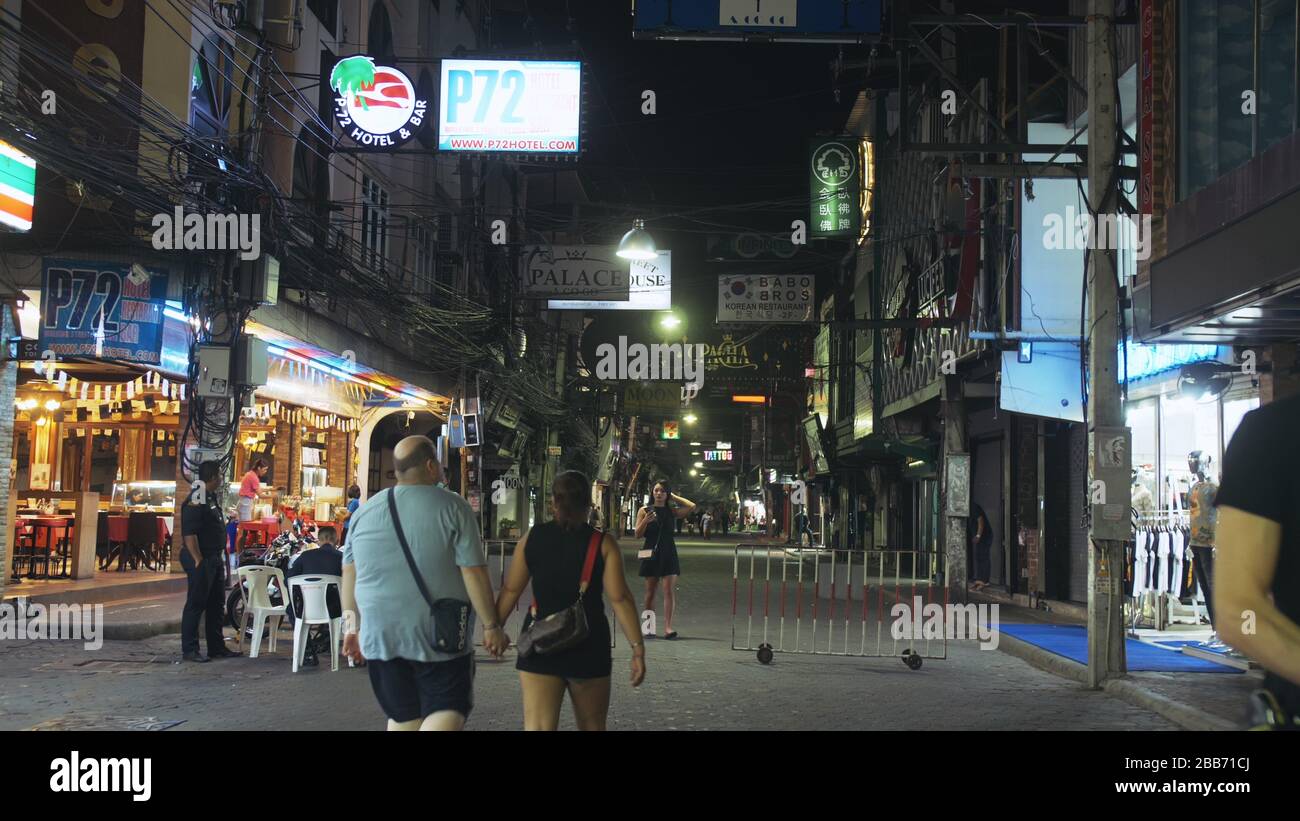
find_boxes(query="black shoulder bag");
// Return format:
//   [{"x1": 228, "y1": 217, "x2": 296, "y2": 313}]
[
  {"x1": 516, "y1": 529, "x2": 602, "y2": 657},
  {"x1": 388, "y1": 489, "x2": 472, "y2": 655}
]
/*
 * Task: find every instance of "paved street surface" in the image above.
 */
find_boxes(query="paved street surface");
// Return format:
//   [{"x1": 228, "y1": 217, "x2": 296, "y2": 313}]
[{"x1": 0, "y1": 537, "x2": 1176, "y2": 731}]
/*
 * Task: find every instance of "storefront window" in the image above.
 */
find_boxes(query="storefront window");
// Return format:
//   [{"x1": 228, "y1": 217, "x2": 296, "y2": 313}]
[
  {"x1": 1223, "y1": 396, "x2": 1261, "y2": 452},
  {"x1": 60, "y1": 428, "x2": 87, "y2": 492},
  {"x1": 88, "y1": 431, "x2": 121, "y2": 495},
  {"x1": 1180, "y1": 0, "x2": 1300, "y2": 198},
  {"x1": 1127, "y1": 398, "x2": 1158, "y2": 506},
  {"x1": 1180, "y1": 0, "x2": 1255, "y2": 197},
  {"x1": 1161, "y1": 396, "x2": 1222, "y2": 506},
  {"x1": 150, "y1": 430, "x2": 179, "y2": 481},
  {"x1": 14, "y1": 430, "x2": 30, "y2": 491},
  {"x1": 1260, "y1": 0, "x2": 1298, "y2": 151}
]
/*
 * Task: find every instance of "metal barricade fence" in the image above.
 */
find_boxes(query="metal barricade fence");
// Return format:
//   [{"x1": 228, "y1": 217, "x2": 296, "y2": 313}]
[
  {"x1": 478, "y1": 538, "x2": 616, "y2": 649},
  {"x1": 731, "y1": 544, "x2": 949, "y2": 669}
]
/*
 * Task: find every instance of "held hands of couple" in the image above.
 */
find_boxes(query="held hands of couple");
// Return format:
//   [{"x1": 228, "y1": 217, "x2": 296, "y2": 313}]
[
  {"x1": 482, "y1": 625, "x2": 510, "y2": 658},
  {"x1": 342, "y1": 628, "x2": 509, "y2": 661}
]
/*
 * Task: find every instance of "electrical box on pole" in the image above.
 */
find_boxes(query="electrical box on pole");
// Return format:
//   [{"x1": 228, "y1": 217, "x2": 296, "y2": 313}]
[{"x1": 197, "y1": 346, "x2": 232, "y2": 398}]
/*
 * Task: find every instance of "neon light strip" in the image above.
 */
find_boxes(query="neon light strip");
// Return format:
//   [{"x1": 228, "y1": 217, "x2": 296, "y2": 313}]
[
  {"x1": 266, "y1": 345, "x2": 428, "y2": 403},
  {"x1": 163, "y1": 305, "x2": 434, "y2": 405}
]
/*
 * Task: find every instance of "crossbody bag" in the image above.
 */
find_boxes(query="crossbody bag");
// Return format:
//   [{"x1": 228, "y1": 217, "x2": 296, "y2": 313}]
[
  {"x1": 516, "y1": 529, "x2": 602, "y2": 657},
  {"x1": 388, "y1": 489, "x2": 472, "y2": 655}
]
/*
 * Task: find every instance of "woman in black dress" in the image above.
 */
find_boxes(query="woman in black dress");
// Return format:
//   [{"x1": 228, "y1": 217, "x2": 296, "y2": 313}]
[
  {"x1": 495, "y1": 471, "x2": 645, "y2": 731},
  {"x1": 635, "y1": 480, "x2": 697, "y2": 640}
]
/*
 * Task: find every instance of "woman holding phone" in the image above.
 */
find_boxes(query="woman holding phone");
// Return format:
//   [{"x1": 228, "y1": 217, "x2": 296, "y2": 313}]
[{"x1": 634, "y1": 480, "x2": 696, "y2": 640}]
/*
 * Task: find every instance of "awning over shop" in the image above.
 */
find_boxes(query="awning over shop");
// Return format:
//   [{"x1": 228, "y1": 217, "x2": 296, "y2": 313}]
[
  {"x1": 834, "y1": 434, "x2": 936, "y2": 466},
  {"x1": 245, "y1": 319, "x2": 449, "y2": 415}
]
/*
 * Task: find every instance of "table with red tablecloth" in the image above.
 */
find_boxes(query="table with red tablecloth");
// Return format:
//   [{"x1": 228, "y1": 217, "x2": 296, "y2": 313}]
[
  {"x1": 104, "y1": 514, "x2": 173, "y2": 571},
  {"x1": 11, "y1": 515, "x2": 74, "y2": 579}
]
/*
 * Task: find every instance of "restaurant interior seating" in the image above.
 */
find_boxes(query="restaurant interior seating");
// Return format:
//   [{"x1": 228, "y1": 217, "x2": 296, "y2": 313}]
[
  {"x1": 124, "y1": 512, "x2": 158, "y2": 571},
  {"x1": 96, "y1": 510, "x2": 112, "y2": 570},
  {"x1": 9, "y1": 523, "x2": 37, "y2": 582}
]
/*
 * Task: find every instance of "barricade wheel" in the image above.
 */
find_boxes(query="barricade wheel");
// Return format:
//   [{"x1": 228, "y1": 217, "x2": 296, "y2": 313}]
[
  {"x1": 902, "y1": 651, "x2": 923, "y2": 671},
  {"x1": 757, "y1": 644, "x2": 774, "y2": 665}
]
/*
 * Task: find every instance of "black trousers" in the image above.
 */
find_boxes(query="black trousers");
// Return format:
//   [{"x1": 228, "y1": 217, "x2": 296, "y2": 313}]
[
  {"x1": 1191, "y1": 545, "x2": 1215, "y2": 627},
  {"x1": 181, "y1": 551, "x2": 227, "y2": 655},
  {"x1": 973, "y1": 539, "x2": 991, "y2": 582}
]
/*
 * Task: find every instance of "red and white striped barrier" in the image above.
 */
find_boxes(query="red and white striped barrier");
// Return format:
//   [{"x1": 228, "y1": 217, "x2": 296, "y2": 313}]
[{"x1": 731, "y1": 544, "x2": 950, "y2": 669}]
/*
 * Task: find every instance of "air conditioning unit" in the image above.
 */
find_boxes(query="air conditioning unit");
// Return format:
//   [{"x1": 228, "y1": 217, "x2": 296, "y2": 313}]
[{"x1": 243, "y1": 0, "x2": 303, "y2": 48}]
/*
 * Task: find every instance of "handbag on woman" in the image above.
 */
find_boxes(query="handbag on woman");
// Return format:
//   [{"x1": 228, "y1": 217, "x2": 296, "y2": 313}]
[
  {"x1": 388, "y1": 489, "x2": 472, "y2": 655},
  {"x1": 516, "y1": 529, "x2": 602, "y2": 657},
  {"x1": 638, "y1": 507, "x2": 666, "y2": 560}
]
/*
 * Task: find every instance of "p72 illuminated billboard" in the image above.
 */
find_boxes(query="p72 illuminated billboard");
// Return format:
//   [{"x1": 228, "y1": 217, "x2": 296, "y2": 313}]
[{"x1": 438, "y1": 59, "x2": 581, "y2": 153}]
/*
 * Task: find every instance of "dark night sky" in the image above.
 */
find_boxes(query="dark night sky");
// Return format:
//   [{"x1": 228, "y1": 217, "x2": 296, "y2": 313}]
[
  {"x1": 558, "y1": 1, "x2": 859, "y2": 331},
  {"x1": 495, "y1": 2, "x2": 858, "y2": 482},
  {"x1": 574, "y1": 1, "x2": 857, "y2": 224}
]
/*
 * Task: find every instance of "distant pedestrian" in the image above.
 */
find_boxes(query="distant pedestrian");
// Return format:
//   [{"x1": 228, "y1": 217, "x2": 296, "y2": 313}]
[
  {"x1": 793, "y1": 506, "x2": 815, "y2": 547},
  {"x1": 701, "y1": 510, "x2": 712, "y2": 540},
  {"x1": 180, "y1": 461, "x2": 238, "y2": 663},
  {"x1": 341, "y1": 436, "x2": 508, "y2": 731},
  {"x1": 495, "y1": 471, "x2": 645, "y2": 730},
  {"x1": 635, "y1": 481, "x2": 696, "y2": 640},
  {"x1": 969, "y1": 505, "x2": 992, "y2": 589},
  {"x1": 340, "y1": 484, "x2": 361, "y2": 545}
]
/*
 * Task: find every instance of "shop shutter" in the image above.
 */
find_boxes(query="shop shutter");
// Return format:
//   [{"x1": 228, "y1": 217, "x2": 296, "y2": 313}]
[{"x1": 1067, "y1": 423, "x2": 1089, "y2": 603}]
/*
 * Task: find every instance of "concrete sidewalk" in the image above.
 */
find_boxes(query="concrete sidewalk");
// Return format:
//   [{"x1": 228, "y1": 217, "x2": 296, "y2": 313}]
[
  {"x1": 0, "y1": 539, "x2": 1251, "y2": 730},
  {"x1": 967, "y1": 587, "x2": 1259, "y2": 731},
  {"x1": 2, "y1": 572, "x2": 185, "y2": 608}
]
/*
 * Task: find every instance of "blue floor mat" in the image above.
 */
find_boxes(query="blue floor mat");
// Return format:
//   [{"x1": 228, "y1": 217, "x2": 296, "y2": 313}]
[
  {"x1": 1150, "y1": 639, "x2": 1235, "y2": 655},
  {"x1": 1000, "y1": 624, "x2": 1242, "y2": 673}
]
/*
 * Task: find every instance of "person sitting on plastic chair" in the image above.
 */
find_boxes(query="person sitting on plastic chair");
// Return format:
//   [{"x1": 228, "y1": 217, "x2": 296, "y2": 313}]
[{"x1": 286, "y1": 525, "x2": 344, "y2": 666}]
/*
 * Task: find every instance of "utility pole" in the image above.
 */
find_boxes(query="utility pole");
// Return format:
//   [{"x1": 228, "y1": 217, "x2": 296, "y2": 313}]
[{"x1": 1085, "y1": 0, "x2": 1129, "y2": 688}]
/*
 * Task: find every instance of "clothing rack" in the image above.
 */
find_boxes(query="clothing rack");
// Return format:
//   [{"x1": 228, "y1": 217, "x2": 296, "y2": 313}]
[
  {"x1": 1133, "y1": 509, "x2": 1190, "y2": 524},
  {"x1": 1127, "y1": 510, "x2": 1207, "y2": 630}
]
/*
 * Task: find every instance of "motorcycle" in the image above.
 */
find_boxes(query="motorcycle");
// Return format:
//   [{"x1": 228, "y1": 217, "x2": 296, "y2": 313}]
[{"x1": 225, "y1": 529, "x2": 311, "y2": 630}]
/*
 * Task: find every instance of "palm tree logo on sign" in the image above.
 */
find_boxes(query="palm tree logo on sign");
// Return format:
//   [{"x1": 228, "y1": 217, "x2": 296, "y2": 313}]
[{"x1": 330, "y1": 55, "x2": 427, "y2": 147}]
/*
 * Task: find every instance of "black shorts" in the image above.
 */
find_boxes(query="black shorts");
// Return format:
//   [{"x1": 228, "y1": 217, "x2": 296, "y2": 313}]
[{"x1": 367, "y1": 654, "x2": 475, "y2": 723}]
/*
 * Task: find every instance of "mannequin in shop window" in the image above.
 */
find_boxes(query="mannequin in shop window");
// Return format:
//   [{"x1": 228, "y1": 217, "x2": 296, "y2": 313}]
[
  {"x1": 1132, "y1": 469, "x2": 1155, "y2": 519},
  {"x1": 1186, "y1": 451, "x2": 1220, "y2": 638}
]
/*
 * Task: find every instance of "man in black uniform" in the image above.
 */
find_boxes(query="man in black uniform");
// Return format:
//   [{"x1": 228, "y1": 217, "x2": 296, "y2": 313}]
[
  {"x1": 1215, "y1": 392, "x2": 1300, "y2": 727},
  {"x1": 180, "y1": 461, "x2": 237, "y2": 662}
]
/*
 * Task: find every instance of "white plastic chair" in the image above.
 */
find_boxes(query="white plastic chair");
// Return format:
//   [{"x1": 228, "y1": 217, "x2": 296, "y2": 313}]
[
  {"x1": 288, "y1": 574, "x2": 343, "y2": 672},
  {"x1": 236, "y1": 565, "x2": 288, "y2": 658}
]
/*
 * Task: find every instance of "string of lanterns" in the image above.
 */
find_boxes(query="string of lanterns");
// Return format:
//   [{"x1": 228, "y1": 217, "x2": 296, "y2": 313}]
[
  {"x1": 17, "y1": 365, "x2": 185, "y2": 423},
  {"x1": 20, "y1": 351, "x2": 430, "y2": 436},
  {"x1": 239, "y1": 398, "x2": 361, "y2": 433}
]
